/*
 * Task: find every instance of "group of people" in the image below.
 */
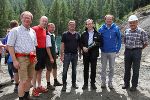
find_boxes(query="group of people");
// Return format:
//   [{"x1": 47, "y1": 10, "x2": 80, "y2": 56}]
[{"x1": 0, "y1": 10, "x2": 148, "y2": 100}]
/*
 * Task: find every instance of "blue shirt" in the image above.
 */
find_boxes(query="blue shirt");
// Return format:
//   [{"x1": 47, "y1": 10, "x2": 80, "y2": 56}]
[
  {"x1": 3, "y1": 33, "x2": 13, "y2": 63},
  {"x1": 88, "y1": 30, "x2": 94, "y2": 46}
]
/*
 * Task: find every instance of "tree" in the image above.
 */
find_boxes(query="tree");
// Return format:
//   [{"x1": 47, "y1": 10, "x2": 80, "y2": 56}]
[
  {"x1": 48, "y1": 0, "x2": 60, "y2": 35},
  {"x1": 59, "y1": 0, "x2": 68, "y2": 34},
  {"x1": 0, "y1": 0, "x2": 14, "y2": 37},
  {"x1": 26, "y1": 0, "x2": 46, "y2": 26}
]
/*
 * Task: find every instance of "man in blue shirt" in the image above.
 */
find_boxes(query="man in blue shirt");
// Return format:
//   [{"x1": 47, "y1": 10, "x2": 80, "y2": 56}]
[
  {"x1": 3, "y1": 20, "x2": 19, "y2": 93},
  {"x1": 98, "y1": 14, "x2": 121, "y2": 89}
]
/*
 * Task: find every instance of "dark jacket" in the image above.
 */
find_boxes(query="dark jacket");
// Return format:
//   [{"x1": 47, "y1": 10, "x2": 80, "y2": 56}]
[{"x1": 80, "y1": 28, "x2": 102, "y2": 58}]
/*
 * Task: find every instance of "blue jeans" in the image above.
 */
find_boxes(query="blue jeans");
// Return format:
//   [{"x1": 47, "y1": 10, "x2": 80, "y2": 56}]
[
  {"x1": 62, "y1": 53, "x2": 78, "y2": 85},
  {"x1": 8, "y1": 62, "x2": 14, "y2": 79}
]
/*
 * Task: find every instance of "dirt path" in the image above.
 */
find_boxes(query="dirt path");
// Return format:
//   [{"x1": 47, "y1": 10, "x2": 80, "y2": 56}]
[{"x1": 0, "y1": 45, "x2": 150, "y2": 100}]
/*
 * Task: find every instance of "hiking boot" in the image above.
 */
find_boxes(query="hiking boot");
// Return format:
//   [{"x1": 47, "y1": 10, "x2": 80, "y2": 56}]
[
  {"x1": 47, "y1": 84, "x2": 55, "y2": 90},
  {"x1": 130, "y1": 87, "x2": 137, "y2": 91},
  {"x1": 108, "y1": 83, "x2": 114, "y2": 89},
  {"x1": 91, "y1": 84, "x2": 97, "y2": 90},
  {"x1": 122, "y1": 84, "x2": 130, "y2": 89},
  {"x1": 82, "y1": 84, "x2": 88, "y2": 90},
  {"x1": 101, "y1": 83, "x2": 106, "y2": 89},
  {"x1": 72, "y1": 83, "x2": 78, "y2": 89},
  {"x1": 14, "y1": 85, "x2": 18, "y2": 93},
  {"x1": 54, "y1": 80, "x2": 62, "y2": 86},
  {"x1": 62, "y1": 84, "x2": 66, "y2": 91}
]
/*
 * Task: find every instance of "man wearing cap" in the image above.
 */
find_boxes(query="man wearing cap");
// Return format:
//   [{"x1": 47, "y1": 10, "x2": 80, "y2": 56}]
[{"x1": 122, "y1": 15, "x2": 149, "y2": 91}]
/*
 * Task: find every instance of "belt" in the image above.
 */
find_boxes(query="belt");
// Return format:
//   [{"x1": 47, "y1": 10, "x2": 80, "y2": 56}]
[
  {"x1": 15, "y1": 52, "x2": 36, "y2": 63},
  {"x1": 126, "y1": 48, "x2": 142, "y2": 50},
  {"x1": 15, "y1": 53, "x2": 29, "y2": 57},
  {"x1": 65, "y1": 53, "x2": 77, "y2": 55}
]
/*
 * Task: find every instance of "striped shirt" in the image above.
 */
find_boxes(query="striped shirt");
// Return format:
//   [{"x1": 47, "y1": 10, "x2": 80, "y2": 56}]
[
  {"x1": 124, "y1": 27, "x2": 148, "y2": 49},
  {"x1": 7, "y1": 25, "x2": 37, "y2": 53}
]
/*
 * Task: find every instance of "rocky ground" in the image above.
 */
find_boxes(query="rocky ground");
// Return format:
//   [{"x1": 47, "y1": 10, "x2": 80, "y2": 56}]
[{"x1": 0, "y1": 44, "x2": 150, "y2": 100}]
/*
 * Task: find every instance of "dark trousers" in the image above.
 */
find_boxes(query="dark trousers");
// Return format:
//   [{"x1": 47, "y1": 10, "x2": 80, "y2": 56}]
[
  {"x1": 8, "y1": 62, "x2": 14, "y2": 79},
  {"x1": 62, "y1": 53, "x2": 78, "y2": 85},
  {"x1": 124, "y1": 48, "x2": 142, "y2": 87},
  {"x1": 83, "y1": 55, "x2": 97, "y2": 85}
]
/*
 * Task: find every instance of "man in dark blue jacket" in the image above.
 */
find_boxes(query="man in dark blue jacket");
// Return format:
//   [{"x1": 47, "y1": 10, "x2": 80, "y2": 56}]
[{"x1": 98, "y1": 15, "x2": 121, "y2": 89}]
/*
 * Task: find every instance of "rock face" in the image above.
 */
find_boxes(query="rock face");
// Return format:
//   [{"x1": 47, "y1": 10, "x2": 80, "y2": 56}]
[{"x1": 139, "y1": 13, "x2": 150, "y2": 38}]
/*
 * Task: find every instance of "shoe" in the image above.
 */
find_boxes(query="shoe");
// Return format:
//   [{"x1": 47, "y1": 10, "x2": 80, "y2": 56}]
[
  {"x1": 62, "y1": 84, "x2": 66, "y2": 91},
  {"x1": 122, "y1": 84, "x2": 130, "y2": 89},
  {"x1": 130, "y1": 87, "x2": 137, "y2": 91},
  {"x1": 0, "y1": 90, "x2": 3, "y2": 93},
  {"x1": 47, "y1": 84, "x2": 55, "y2": 90},
  {"x1": 54, "y1": 80, "x2": 63, "y2": 86},
  {"x1": 101, "y1": 83, "x2": 106, "y2": 89},
  {"x1": 24, "y1": 95, "x2": 35, "y2": 100},
  {"x1": 11, "y1": 78, "x2": 14, "y2": 83},
  {"x1": 82, "y1": 84, "x2": 88, "y2": 90},
  {"x1": 37, "y1": 86, "x2": 48, "y2": 93},
  {"x1": 0, "y1": 84, "x2": 3, "y2": 88},
  {"x1": 32, "y1": 88, "x2": 39, "y2": 97},
  {"x1": 108, "y1": 83, "x2": 114, "y2": 89},
  {"x1": 91, "y1": 84, "x2": 97, "y2": 90},
  {"x1": 14, "y1": 85, "x2": 18, "y2": 93},
  {"x1": 72, "y1": 83, "x2": 78, "y2": 89}
]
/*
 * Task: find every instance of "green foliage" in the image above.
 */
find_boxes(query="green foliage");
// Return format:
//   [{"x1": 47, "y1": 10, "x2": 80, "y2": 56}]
[
  {"x1": 0, "y1": 0, "x2": 14, "y2": 37},
  {"x1": 26, "y1": 0, "x2": 46, "y2": 26},
  {"x1": 48, "y1": 0, "x2": 60, "y2": 34},
  {"x1": 0, "y1": 0, "x2": 150, "y2": 37}
]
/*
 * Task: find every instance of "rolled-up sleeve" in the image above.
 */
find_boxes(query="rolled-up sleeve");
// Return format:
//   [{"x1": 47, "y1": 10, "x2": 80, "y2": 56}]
[
  {"x1": 46, "y1": 35, "x2": 52, "y2": 47},
  {"x1": 7, "y1": 29, "x2": 17, "y2": 46}
]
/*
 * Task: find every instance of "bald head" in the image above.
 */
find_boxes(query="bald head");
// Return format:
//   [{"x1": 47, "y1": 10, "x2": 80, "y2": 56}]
[{"x1": 39, "y1": 16, "x2": 48, "y2": 28}]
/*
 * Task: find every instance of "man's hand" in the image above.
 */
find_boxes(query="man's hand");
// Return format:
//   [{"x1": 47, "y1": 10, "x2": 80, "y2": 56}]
[
  {"x1": 13, "y1": 60, "x2": 20, "y2": 69},
  {"x1": 50, "y1": 57, "x2": 54, "y2": 63},
  {"x1": 34, "y1": 57, "x2": 37, "y2": 64},
  {"x1": 60, "y1": 54, "x2": 64, "y2": 62},
  {"x1": 83, "y1": 47, "x2": 88, "y2": 53}
]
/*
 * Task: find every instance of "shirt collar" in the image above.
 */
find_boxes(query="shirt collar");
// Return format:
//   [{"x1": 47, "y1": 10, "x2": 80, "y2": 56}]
[
  {"x1": 104, "y1": 23, "x2": 114, "y2": 29},
  {"x1": 48, "y1": 32, "x2": 53, "y2": 35},
  {"x1": 129, "y1": 27, "x2": 139, "y2": 32},
  {"x1": 20, "y1": 24, "x2": 30, "y2": 31}
]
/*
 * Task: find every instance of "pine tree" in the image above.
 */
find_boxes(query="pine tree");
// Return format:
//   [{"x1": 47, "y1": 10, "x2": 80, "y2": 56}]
[
  {"x1": 48, "y1": 0, "x2": 60, "y2": 34},
  {"x1": 26, "y1": 0, "x2": 46, "y2": 26},
  {"x1": 0, "y1": 0, "x2": 14, "y2": 37},
  {"x1": 59, "y1": 0, "x2": 68, "y2": 34}
]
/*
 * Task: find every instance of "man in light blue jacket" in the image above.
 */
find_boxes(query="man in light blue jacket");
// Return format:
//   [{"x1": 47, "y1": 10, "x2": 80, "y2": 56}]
[{"x1": 98, "y1": 14, "x2": 121, "y2": 89}]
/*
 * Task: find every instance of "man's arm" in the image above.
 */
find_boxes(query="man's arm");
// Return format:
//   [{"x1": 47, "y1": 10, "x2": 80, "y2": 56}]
[
  {"x1": 116, "y1": 28, "x2": 122, "y2": 53},
  {"x1": 141, "y1": 30, "x2": 149, "y2": 49},
  {"x1": 46, "y1": 47, "x2": 54, "y2": 63}
]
